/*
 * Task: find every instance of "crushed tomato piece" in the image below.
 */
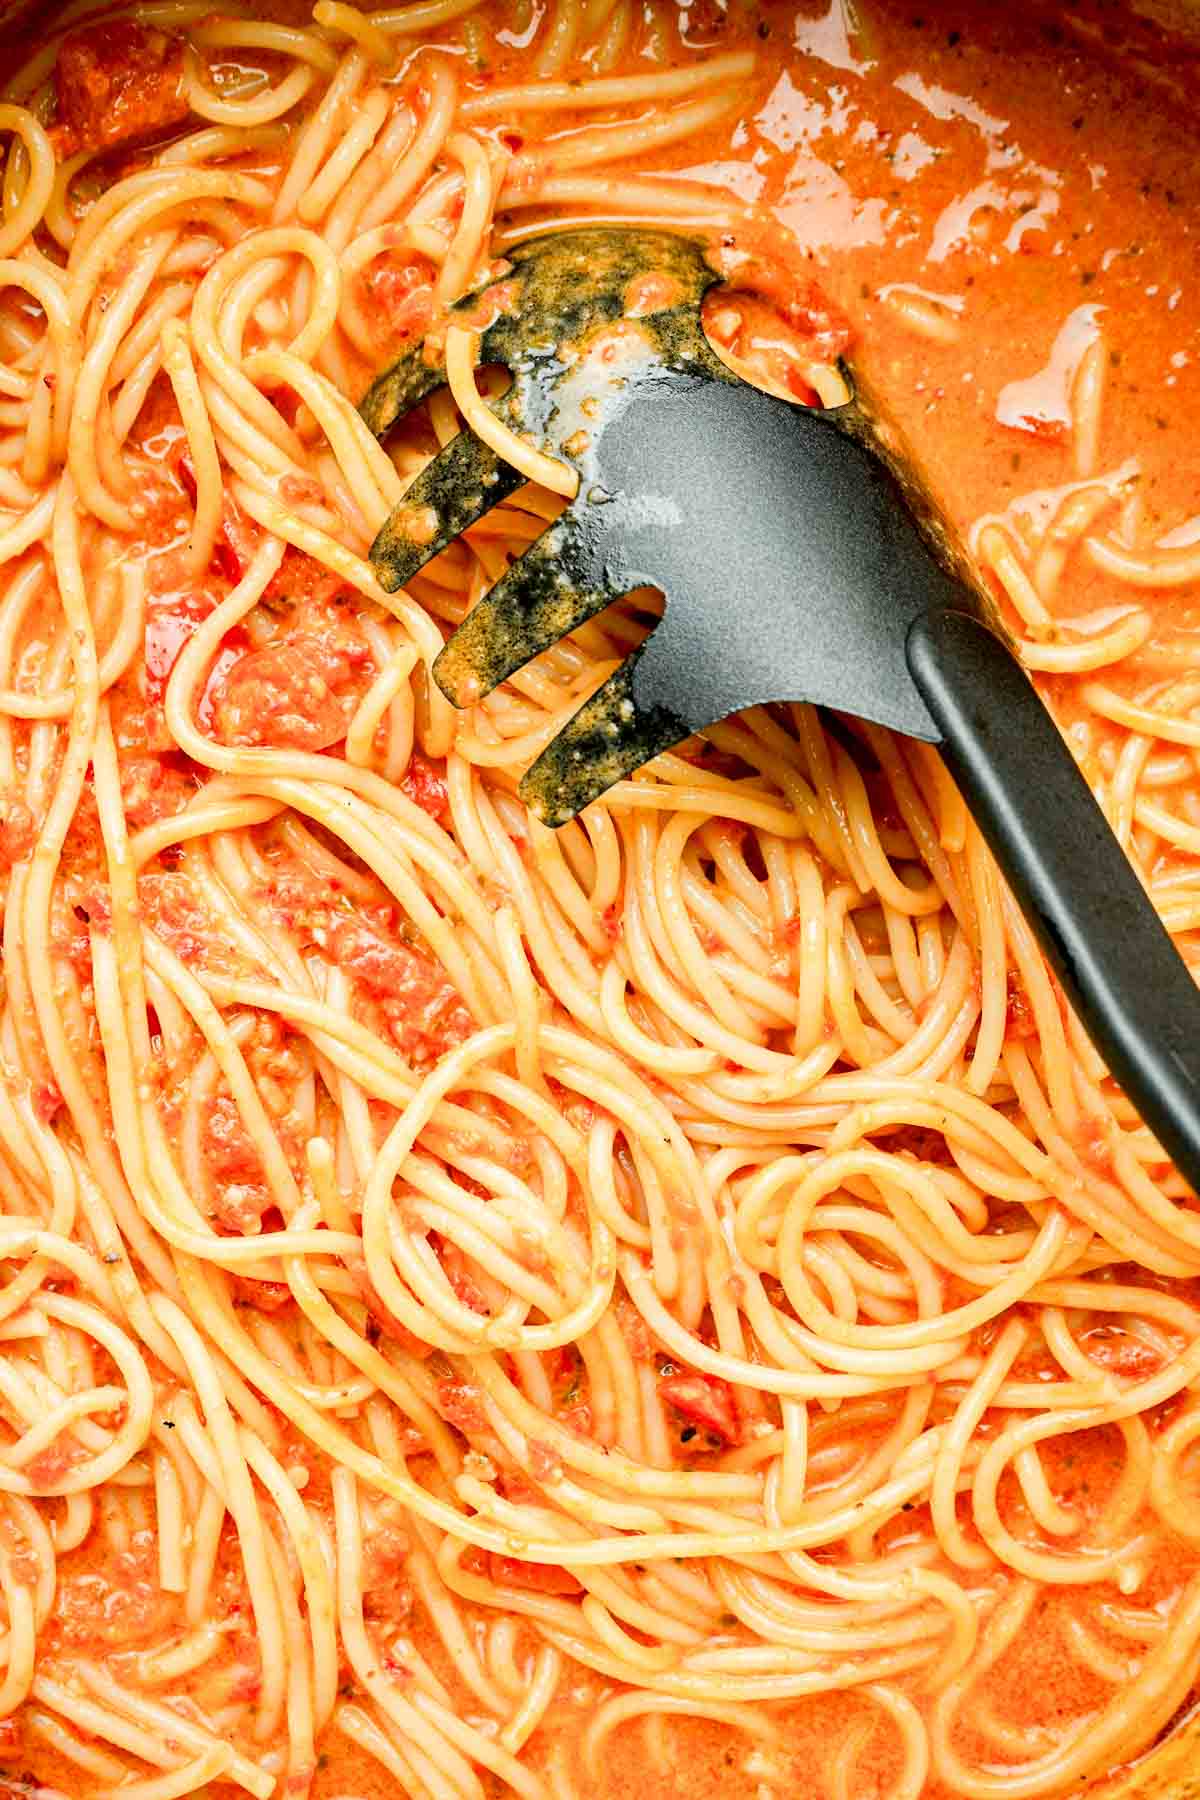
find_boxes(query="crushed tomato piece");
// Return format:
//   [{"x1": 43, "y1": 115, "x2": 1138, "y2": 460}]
[
  {"x1": 208, "y1": 603, "x2": 374, "y2": 753},
  {"x1": 143, "y1": 591, "x2": 217, "y2": 703},
  {"x1": 437, "y1": 1377, "x2": 489, "y2": 1435},
  {"x1": 263, "y1": 544, "x2": 348, "y2": 611},
  {"x1": 1078, "y1": 1327, "x2": 1165, "y2": 1380},
  {"x1": 119, "y1": 751, "x2": 196, "y2": 830},
  {"x1": 31, "y1": 1083, "x2": 63, "y2": 1124},
  {"x1": 440, "y1": 1241, "x2": 489, "y2": 1314},
  {"x1": 659, "y1": 1371, "x2": 741, "y2": 1445},
  {"x1": 51, "y1": 22, "x2": 189, "y2": 158},
  {"x1": 362, "y1": 1520, "x2": 415, "y2": 1622},
  {"x1": 361, "y1": 252, "x2": 437, "y2": 348},
  {"x1": 138, "y1": 871, "x2": 216, "y2": 969},
  {"x1": 203, "y1": 1093, "x2": 264, "y2": 1189},
  {"x1": 400, "y1": 752, "x2": 451, "y2": 824},
  {"x1": 256, "y1": 869, "x2": 474, "y2": 1061},
  {"x1": 324, "y1": 912, "x2": 474, "y2": 1060},
  {"x1": 229, "y1": 1275, "x2": 293, "y2": 1312}
]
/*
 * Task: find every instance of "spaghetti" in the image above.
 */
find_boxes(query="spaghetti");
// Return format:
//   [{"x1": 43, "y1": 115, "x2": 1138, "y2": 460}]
[{"x1": 0, "y1": 1, "x2": 1196, "y2": 1797}]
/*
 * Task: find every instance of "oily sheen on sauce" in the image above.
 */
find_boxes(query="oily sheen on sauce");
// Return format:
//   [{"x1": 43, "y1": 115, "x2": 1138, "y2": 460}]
[{"x1": 0, "y1": 2, "x2": 1198, "y2": 1799}]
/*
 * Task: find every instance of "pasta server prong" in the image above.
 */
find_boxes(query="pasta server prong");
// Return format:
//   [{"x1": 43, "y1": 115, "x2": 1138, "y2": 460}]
[
  {"x1": 433, "y1": 506, "x2": 626, "y2": 707},
  {"x1": 360, "y1": 227, "x2": 726, "y2": 597}
]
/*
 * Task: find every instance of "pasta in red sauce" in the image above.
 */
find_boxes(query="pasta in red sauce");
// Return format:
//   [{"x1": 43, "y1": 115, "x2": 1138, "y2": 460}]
[{"x1": 0, "y1": 1, "x2": 1197, "y2": 1798}]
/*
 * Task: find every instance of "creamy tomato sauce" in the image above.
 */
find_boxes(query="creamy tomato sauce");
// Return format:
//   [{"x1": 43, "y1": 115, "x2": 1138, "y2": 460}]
[
  {"x1": 341, "y1": 4, "x2": 1194, "y2": 1794},
  {"x1": 350, "y1": 5, "x2": 1200, "y2": 1792},
  {"x1": 3, "y1": 2, "x2": 1200, "y2": 1798}
]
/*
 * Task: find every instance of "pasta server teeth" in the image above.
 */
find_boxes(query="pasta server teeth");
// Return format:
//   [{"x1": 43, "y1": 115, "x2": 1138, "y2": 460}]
[
  {"x1": 360, "y1": 224, "x2": 995, "y2": 818},
  {"x1": 361, "y1": 224, "x2": 1200, "y2": 1193},
  {"x1": 359, "y1": 227, "x2": 727, "y2": 598}
]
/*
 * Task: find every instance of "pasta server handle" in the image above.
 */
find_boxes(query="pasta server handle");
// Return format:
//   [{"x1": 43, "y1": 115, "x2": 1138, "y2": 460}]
[{"x1": 906, "y1": 605, "x2": 1200, "y2": 1190}]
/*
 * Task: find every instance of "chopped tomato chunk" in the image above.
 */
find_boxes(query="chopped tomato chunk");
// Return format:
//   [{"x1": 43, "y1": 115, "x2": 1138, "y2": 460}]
[
  {"x1": 361, "y1": 252, "x2": 437, "y2": 347},
  {"x1": 256, "y1": 869, "x2": 473, "y2": 1061},
  {"x1": 362, "y1": 1519, "x2": 414, "y2": 1623},
  {"x1": 440, "y1": 1242, "x2": 489, "y2": 1314},
  {"x1": 210, "y1": 642, "x2": 349, "y2": 750},
  {"x1": 202, "y1": 1095, "x2": 275, "y2": 1235},
  {"x1": 203, "y1": 1093, "x2": 263, "y2": 1188},
  {"x1": 138, "y1": 871, "x2": 216, "y2": 968},
  {"x1": 119, "y1": 752, "x2": 196, "y2": 830},
  {"x1": 400, "y1": 752, "x2": 451, "y2": 825},
  {"x1": 32, "y1": 1083, "x2": 63, "y2": 1124},
  {"x1": 1080, "y1": 1326, "x2": 1164, "y2": 1380},
  {"x1": 324, "y1": 913, "x2": 474, "y2": 1060},
  {"x1": 659, "y1": 1371, "x2": 740, "y2": 1445},
  {"x1": 262, "y1": 545, "x2": 348, "y2": 612},
  {"x1": 487, "y1": 1555, "x2": 582, "y2": 1596},
  {"x1": 437, "y1": 1377, "x2": 488, "y2": 1435},
  {"x1": 498, "y1": 1467, "x2": 543, "y2": 1506},
  {"x1": 135, "y1": 584, "x2": 251, "y2": 751},
  {"x1": 229, "y1": 1660, "x2": 263, "y2": 1704},
  {"x1": 50, "y1": 1542, "x2": 179, "y2": 1650},
  {"x1": 208, "y1": 607, "x2": 373, "y2": 752},
  {"x1": 210, "y1": 1187, "x2": 272, "y2": 1236},
  {"x1": 144, "y1": 591, "x2": 217, "y2": 702},
  {"x1": 51, "y1": 22, "x2": 188, "y2": 158},
  {"x1": 27, "y1": 1438, "x2": 79, "y2": 1490},
  {"x1": 364, "y1": 1519, "x2": 412, "y2": 1579},
  {"x1": 229, "y1": 1275, "x2": 293, "y2": 1312}
]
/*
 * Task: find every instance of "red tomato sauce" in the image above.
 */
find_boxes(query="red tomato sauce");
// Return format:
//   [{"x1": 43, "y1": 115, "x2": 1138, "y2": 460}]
[
  {"x1": 350, "y1": 3, "x2": 1200, "y2": 1796},
  {"x1": 10, "y1": 3, "x2": 1200, "y2": 1800}
]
